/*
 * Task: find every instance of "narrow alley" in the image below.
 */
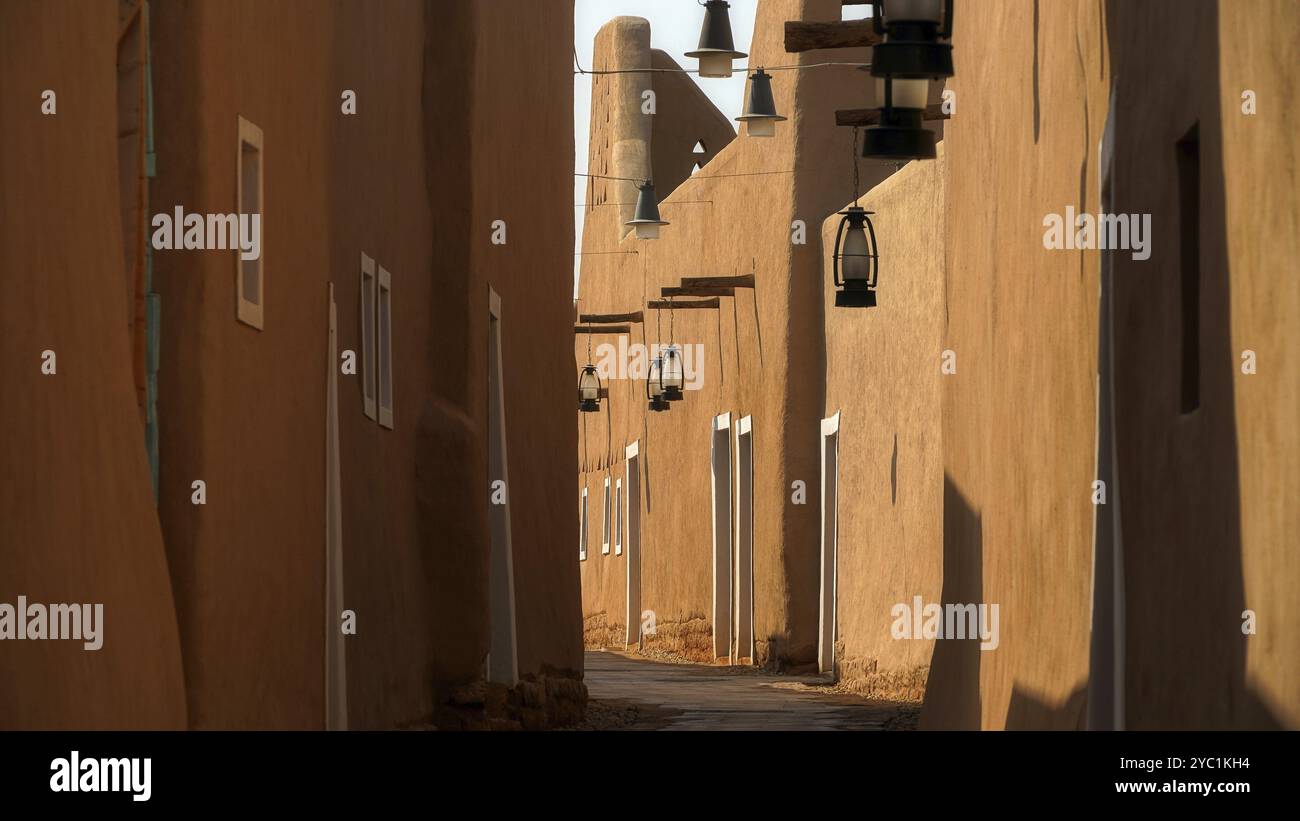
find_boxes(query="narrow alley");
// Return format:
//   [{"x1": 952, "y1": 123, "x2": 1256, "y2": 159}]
[{"x1": 579, "y1": 651, "x2": 918, "y2": 731}]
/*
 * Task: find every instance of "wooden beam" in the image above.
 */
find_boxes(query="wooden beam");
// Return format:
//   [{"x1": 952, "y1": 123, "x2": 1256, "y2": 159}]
[
  {"x1": 578, "y1": 311, "x2": 643, "y2": 324},
  {"x1": 646, "y1": 298, "x2": 720, "y2": 310},
  {"x1": 784, "y1": 20, "x2": 879, "y2": 53},
  {"x1": 680, "y1": 274, "x2": 755, "y2": 289},
  {"x1": 836, "y1": 104, "x2": 950, "y2": 127},
  {"x1": 574, "y1": 325, "x2": 631, "y2": 335},
  {"x1": 661, "y1": 286, "x2": 735, "y2": 298}
]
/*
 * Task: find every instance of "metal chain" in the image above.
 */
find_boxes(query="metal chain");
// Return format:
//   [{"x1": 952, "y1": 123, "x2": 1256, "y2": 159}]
[{"x1": 851, "y1": 126, "x2": 861, "y2": 203}]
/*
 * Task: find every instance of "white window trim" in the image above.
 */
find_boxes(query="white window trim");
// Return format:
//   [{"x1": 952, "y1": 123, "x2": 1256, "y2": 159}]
[
  {"x1": 377, "y1": 265, "x2": 394, "y2": 429},
  {"x1": 360, "y1": 253, "x2": 377, "y2": 420},
  {"x1": 818, "y1": 410, "x2": 841, "y2": 675},
  {"x1": 236, "y1": 115, "x2": 264, "y2": 329},
  {"x1": 614, "y1": 477, "x2": 623, "y2": 555},
  {"x1": 579, "y1": 487, "x2": 589, "y2": 561},
  {"x1": 602, "y1": 475, "x2": 611, "y2": 555}
]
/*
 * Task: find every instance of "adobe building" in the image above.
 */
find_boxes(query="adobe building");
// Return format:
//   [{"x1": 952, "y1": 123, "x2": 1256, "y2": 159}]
[
  {"x1": 575, "y1": 0, "x2": 937, "y2": 667},
  {"x1": 817, "y1": 0, "x2": 1298, "y2": 728},
  {"x1": 579, "y1": 0, "x2": 1297, "y2": 730},
  {"x1": 1, "y1": 0, "x2": 584, "y2": 730}
]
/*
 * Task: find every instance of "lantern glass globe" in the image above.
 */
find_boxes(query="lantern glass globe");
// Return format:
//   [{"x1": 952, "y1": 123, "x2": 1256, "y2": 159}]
[
  {"x1": 876, "y1": 76, "x2": 930, "y2": 110},
  {"x1": 841, "y1": 227, "x2": 872, "y2": 282},
  {"x1": 888, "y1": 0, "x2": 945, "y2": 23}
]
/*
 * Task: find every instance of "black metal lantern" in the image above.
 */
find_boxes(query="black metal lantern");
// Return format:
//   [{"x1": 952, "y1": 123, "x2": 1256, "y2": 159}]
[
  {"x1": 660, "y1": 345, "x2": 685, "y2": 401},
  {"x1": 578, "y1": 364, "x2": 601, "y2": 412},
  {"x1": 686, "y1": 0, "x2": 747, "y2": 78},
  {"x1": 646, "y1": 356, "x2": 670, "y2": 412},
  {"x1": 625, "y1": 180, "x2": 669, "y2": 240},
  {"x1": 862, "y1": 0, "x2": 953, "y2": 161},
  {"x1": 735, "y1": 69, "x2": 786, "y2": 138},
  {"x1": 870, "y1": 0, "x2": 954, "y2": 80},
  {"x1": 861, "y1": 79, "x2": 936, "y2": 161},
  {"x1": 832, "y1": 206, "x2": 879, "y2": 308}
]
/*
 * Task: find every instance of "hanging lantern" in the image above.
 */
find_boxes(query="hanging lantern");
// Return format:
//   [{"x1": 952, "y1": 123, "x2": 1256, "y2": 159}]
[
  {"x1": 686, "y1": 0, "x2": 747, "y2": 78},
  {"x1": 578, "y1": 364, "x2": 601, "y2": 412},
  {"x1": 861, "y1": 74, "x2": 937, "y2": 160},
  {"x1": 832, "y1": 206, "x2": 879, "y2": 308},
  {"x1": 660, "y1": 345, "x2": 685, "y2": 401},
  {"x1": 735, "y1": 69, "x2": 786, "y2": 138},
  {"x1": 870, "y1": 0, "x2": 954, "y2": 80},
  {"x1": 625, "y1": 180, "x2": 669, "y2": 240},
  {"x1": 862, "y1": 0, "x2": 953, "y2": 161},
  {"x1": 646, "y1": 356, "x2": 670, "y2": 412}
]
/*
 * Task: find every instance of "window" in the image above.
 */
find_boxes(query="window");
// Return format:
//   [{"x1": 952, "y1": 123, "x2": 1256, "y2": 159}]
[
  {"x1": 236, "y1": 115, "x2": 264, "y2": 329},
  {"x1": 1176, "y1": 123, "x2": 1201, "y2": 414},
  {"x1": 377, "y1": 265, "x2": 394, "y2": 429},
  {"x1": 602, "y1": 475, "x2": 611, "y2": 555},
  {"x1": 360, "y1": 253, "x2": 377, "y2": 420},
  {"x1": 614, "y1": 477, "x2": 623, "y2": 555},
  {"x1": 579, "y1": 487, "x2": 589, "y2": 561}
]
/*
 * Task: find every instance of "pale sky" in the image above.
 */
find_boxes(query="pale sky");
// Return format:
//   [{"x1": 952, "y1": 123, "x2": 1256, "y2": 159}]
[{"x1": 572, "y1": 1, "x2": 869, "y2": 293}]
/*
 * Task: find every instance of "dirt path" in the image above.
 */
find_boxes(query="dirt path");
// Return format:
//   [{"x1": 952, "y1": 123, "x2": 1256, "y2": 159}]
[{"x1": 575, "y1": 650, "x2": 919, "y2": 731}]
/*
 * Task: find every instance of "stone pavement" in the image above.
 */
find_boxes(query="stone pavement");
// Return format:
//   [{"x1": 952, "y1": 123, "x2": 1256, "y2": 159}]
[{"x1": 581, "y1": 650, "x2": 916, "y2": 731}]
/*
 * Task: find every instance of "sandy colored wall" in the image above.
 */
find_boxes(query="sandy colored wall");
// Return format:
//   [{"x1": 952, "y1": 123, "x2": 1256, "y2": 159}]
[
  {"x1": 1217, "y1": 0, "x2": 1300, "y2": 729},
  {"x1": 649, "y1": 49, "x2": 737, "y2": 200},
  {"x1": 1107, "y1": 0, "x2": 1299, "y2": 728},
  {"x1": 151, "y1": 0, "x2": 339, "y2": 729},
  {"x1": 0, "y1": 0, "x2": 188, "y2": 729},
  {"x1": 149, "y1": 0, "x2": 580, "y2": 729},
  {"x1": 920, "y1": 0, "x2": 1110, "y2": 729},
  {"x1": 819, "y1": 150, "x2": 947, "y2": 700},
  {"x1": 470, "y1": 0, "x2": 584, "y2": 688},
  {"x1": 576, "y1": 0, "x2": 888, "y2": 667}
]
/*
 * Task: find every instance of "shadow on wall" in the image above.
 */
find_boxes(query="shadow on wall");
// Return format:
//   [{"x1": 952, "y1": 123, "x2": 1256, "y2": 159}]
[
  {"x1": 919, "y1": 477, "x2": 982, "y2": 729},
  {"x1": 1106, "y1": 0, "x2": 1282, "y2": 730}
]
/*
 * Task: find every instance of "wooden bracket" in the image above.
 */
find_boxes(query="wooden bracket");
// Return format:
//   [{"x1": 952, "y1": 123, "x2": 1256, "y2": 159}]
[
  {"x1": 578, "y1": 311, "x2": 644, "y2": 324},
  {"x1": 574, "y1": 325, "x2": 631, "y2": 335},
  {"x1": 784, "y1": 20, "x2": 880, "y2": 53},
  {"x1": 836, "y1": 103, "x2": 950, "y2": 127},
  {"x1": 679, "y1": 274, "x2": 755, "y2": 289},
  {"x1": 647, "y1": 298, "x2": 720, "y2": 310},
  {"x1": 661, "y1": 286, "x2": 735, "y2": 298}
]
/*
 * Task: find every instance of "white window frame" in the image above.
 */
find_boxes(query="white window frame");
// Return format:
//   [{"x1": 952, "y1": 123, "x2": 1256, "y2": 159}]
[
  {"x1": 236, "y1": 115, "x2": 264, "y2": 329},
  {"x1": 614, "y1": 477, "x2": 623, "y2": 555},
  {"x1": 601, "y1": 475, "x2": 611, "y2": 555},
  {"x1": 579, "y1": 487, "x2": 589, "y2": 561},
  {"x1": 360, "y1": 253, "x2": 377, "y2": 420},
  {"x1": 377, "y1": 265, "x2": 394, "y2": 429}
]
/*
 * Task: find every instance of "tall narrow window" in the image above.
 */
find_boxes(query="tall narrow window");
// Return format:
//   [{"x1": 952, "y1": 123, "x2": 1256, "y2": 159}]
[
  {"x1": 377, "y1": 266, "x2": 394, "y2": 428},
  {"x1": 360, "y1": 253, "x2": 377, "y2": 420},
  {"x1": 614, "y1": 477, "x2": 623, "y2": 555},
  {"x1": 579, "y1": 487, "x2": 589, "y2": 561},
  {"x1": 1176, "y1": 123, "x2": 1201, "y2": 414},
  {"x1": 236, "y1": 116, "x2": 264, "y2": 329},
  {"x1": 602, "y1": 475, "x2": 611, "y2": 555}
]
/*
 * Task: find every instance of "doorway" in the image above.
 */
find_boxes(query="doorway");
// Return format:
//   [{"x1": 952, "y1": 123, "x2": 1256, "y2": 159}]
[
  {"x1": 624, "y1": 441, "x2": 642, "y2": 648},
  {"x1": 818, "y1": 412, "x2": 840, "y2": 675},
  {"x1": 711, "y1": 413, "x2": 733, "y2": 662},
  {"x1": 487, "y1": 288, "x2": 518, "y2": 685},
  {"x1": 733, "y1": 416, "x2": 754, "y2": 664}
]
